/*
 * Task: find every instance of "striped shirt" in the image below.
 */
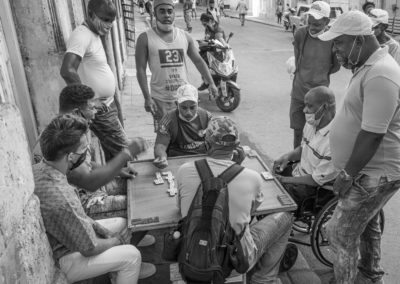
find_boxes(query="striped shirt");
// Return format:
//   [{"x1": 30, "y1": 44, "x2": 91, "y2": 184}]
[{"x1": 292, "y1": 122, "x2": 338, "y2": 185}]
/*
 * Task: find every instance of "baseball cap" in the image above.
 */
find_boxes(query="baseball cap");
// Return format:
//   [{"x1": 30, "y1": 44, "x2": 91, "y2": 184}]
[
  {"x1": 307, "y1": 1, "x2": 331, "y2": 20},
  {"x1": 205, "y1": 116, "x2": 239, "y2": 146},
  {"x1": 176, "y1": 84, "x2": 198, "y2": 104},
  {"x1": 369, "y1": 8, "x2": 389, "y2": 27},
  {"x1": 154, "y1": 0, "x2": 174, "y2": 9},
  {"x1": 318, "y1": 10, "x2": 373, "y2": 41}
]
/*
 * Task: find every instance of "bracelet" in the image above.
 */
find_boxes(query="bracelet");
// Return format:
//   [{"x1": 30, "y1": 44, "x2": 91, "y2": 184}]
[{"x1": 122, "y1": 147, "x2": 134, "y2": 161}]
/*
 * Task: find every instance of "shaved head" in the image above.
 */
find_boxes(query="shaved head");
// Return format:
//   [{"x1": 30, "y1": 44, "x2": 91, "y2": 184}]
[{"x1": 88, "y1": 0, "x2": 116, "y2": 17}]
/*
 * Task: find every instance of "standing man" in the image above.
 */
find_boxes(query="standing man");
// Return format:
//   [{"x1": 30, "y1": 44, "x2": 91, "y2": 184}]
[
  {"x1": 276, "y1": 2, "x2": 283, "y2": 24},
  {"x1": 206, "y1": 0, "x2": 220, "y2": 22},
  {"x1": 136, "y1": 0, "x2": 217, "y2": 132},
  {"x1": 60, "y1": 0, "x2": 129, "y2": 161},
  {"x1": 236, "y1": 0, "x2": 248, "y2": 26},
  {"x1": 183, "y1": 0, "x2": 193, "y2": 32},
  {"x1": 290, "y1": 1, "x2": 340, "y2": 148},
  {"x1": 319, "y1": 11, "x2": 400, "y2": 284},
  {"x1": 369, "y1": 8, "x2": 400, "y2": 64}
]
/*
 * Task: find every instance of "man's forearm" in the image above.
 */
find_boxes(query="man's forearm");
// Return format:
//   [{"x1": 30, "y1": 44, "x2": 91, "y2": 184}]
[
  {"x1": 137, "y1": 70, "x2": 152, "y2": 100},
  {"x1": 83, "y1": 237, "x2": 120, "y2": 257},
  {"x1": 61, "y1": 70, "x2": 81, "y2": 85},
  {"x1": 154, "y1": 144, "x2": 168, "y2": 159},
  {"x1": 75, "y1": 151, "x2": 131, "y2": 191},
  {"x1": 287, "y1": 146, "x2": 302, "y2": 162},
  {"x1": 344, "y1": 130, "x2": 384, "y2": 176},
  {"x1": 193, "y1": 58, "x2": 215, "y2": 86},
  {"x1": 282, "y1": 174, "x2": 318, "y2": 187}
]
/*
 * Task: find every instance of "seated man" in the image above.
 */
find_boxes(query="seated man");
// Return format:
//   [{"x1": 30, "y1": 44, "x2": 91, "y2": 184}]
[
  {"x1": 34, "y1": 84, "x2": 156, "y2": 256},
  {"x1": 33, "y1": 115, "x2": 146, "y2": 283},
  {"x1": 177, "y1": 116, "x2": 294, "y2": 283},
  {"x1": 273, "y1": 86, "x2": 338, "y2": 211},
  {"x1": 153, "y1": 84, "x2": 212, "y2": 169}
]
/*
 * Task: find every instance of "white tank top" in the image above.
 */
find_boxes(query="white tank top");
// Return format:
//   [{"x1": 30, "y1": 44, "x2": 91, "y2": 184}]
[{"x1": 146, "y1": 27, "x2": 189, "y2": 102}]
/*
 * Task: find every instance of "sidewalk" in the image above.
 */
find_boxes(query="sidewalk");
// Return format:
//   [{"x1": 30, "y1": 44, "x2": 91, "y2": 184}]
[{"x1": 121, "y1": 9, "x2": 321, "y2": 284}]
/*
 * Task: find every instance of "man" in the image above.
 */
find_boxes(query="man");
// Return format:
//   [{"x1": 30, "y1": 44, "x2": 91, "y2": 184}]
[
  {"x1": 318, "y1": 11, "x2": 400, "y2": 284},
  {"x1": 362, "y1": 0, "x2": 375, "y2": 14},
  {"x1": 236, "y1": 0, "x2": 248, "y2": 26},
  {"x1": 274, "y1": 86, "x2": 337, "y2": 212},
  {"x1": 290, "y1": 1, "x2": 340, "y2": 148},
  {"x1": 177, "y1": 116, "x2": 294, "y2": 283},
  {"x1": 183, "y1": 0, "x2": 193, "y2": 32},
  {"x1": 153, "y1": 84, "x2": 212, "y2": 169},
  {"x1": 136, "y1": 0, "x2": 218, "y2": 132},
  {"x1": 33, "y1": 115, "x2": 146, "y2": 283},
  {"x1": 60, "y1": 0, "x2": 128, "y2": 162},
  {"x1": 369, "y1": 8, "x2": 400, "y2": 64},
  {"x1": 206, "y1": 0, "x2": 220, "y2": 22}
]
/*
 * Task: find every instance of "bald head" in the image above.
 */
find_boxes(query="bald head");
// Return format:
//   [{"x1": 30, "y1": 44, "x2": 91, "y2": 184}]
[{"x1": 306, "y1": 86, "x2": 335, "y2": 106}]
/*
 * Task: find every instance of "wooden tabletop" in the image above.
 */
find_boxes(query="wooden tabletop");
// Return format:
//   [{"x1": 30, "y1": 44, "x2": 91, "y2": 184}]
[{"x1": 127, "y1": 152, "x2": 297, "y2": 231}]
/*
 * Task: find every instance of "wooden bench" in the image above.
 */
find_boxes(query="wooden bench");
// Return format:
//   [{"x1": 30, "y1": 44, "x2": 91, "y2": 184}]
[{"x1": 170, "y1": 263, "x2": 246, "y2": 284}]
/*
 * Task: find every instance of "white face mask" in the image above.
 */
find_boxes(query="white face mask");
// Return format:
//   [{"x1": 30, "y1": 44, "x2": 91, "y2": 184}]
[
  {"x1": 337, "y1": 37, "x2": 363, "y2": 69},
  {"x1": 179, "y1": 112, "x2": 198, "y2": 122},
  {"x1": 156, "y1": 20, "x2": 174, "y2": 32},
  {"x1": 305, "y1": 105, "x2": 325, "y2": 127},
  {"x1": 308, "y1": 28, "x2": 325, "y2": 38}
]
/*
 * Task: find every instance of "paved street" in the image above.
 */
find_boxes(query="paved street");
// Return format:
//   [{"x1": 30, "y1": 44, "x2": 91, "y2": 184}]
[{"x1": 124, "y1": 9, "x2": 400, "y2": 283}]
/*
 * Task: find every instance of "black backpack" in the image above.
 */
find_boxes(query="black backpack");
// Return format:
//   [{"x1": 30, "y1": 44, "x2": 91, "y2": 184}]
[{"x1": 178, "y1": 159, "x2": 249, "y2": 284}]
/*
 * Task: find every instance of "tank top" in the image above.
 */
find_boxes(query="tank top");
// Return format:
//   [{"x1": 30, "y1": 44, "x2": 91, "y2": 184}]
[{"x1": 146, "y1": 28, "x2": 189, "y2": 102}]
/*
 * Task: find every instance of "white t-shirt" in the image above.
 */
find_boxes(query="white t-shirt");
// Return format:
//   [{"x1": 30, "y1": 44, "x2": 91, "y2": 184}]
[{"x1": 66, "y1": 25, "x2": 116, "y2": 102}]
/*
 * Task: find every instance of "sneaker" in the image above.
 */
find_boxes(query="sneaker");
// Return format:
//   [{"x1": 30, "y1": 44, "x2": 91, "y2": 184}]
[
  {"x1": 198, "y1": 82, "x2": 209, "y2": 91},
  {"x1": 137, "y1": 234, "x2": 156, "y2": 247},
  {"x1": 139, "y1": 262, "x2": 156, "y2": 279},
  {"x1": 279, "y1": 243, "x2": 298, "y2": 272}
]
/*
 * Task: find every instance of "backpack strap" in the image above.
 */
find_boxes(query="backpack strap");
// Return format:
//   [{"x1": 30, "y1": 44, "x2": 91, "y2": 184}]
[
  {"x1": 218, "y1": 163, "x2": 244, "y2": 184},
  {"x1": 195, "y1": 159, "x2": 214, "y2": 184}
]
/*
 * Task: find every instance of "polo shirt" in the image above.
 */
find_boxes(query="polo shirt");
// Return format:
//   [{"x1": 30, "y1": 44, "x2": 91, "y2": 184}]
[
  {"x1": 293, "y1": 122, "x2": 337, "y2": 185},
  {"x1": 330, "y1": 47, "x2": 400, "y2": 180},
  {"x1": 33, "y1": 162, "x2": 97, "y2": 262},
  {"x1": 384, "y1": 37, "x2": 400, "y2": 65}
]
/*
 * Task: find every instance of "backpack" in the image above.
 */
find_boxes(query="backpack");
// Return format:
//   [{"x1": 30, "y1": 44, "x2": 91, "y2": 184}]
[{"x1": 178, "y1": 159, "x2": 249, "y2": 284}]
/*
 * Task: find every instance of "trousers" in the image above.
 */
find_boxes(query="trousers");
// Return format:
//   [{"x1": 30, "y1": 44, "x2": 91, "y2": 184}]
[{"x1": 59, "y1": 217, "x2": 141, "y2": 284}]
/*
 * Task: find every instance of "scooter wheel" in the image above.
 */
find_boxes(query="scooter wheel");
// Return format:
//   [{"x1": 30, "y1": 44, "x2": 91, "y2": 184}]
[{"x1": 216, "y1": 86, "x2": 240, "y2": 112}]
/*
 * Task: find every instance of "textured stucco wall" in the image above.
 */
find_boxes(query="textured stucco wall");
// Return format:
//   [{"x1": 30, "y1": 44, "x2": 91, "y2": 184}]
[
  {"x1": 0, "y1": 103, "x2": 68, "y2": 284},
  {"x1": 10, "y1": 0, "x2": 66, "y2": 132}
]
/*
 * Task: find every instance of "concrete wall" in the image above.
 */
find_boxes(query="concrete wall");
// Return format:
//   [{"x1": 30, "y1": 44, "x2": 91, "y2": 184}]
[{"x1": 0, "y1": 103, "x2": 68, "y2": 284}]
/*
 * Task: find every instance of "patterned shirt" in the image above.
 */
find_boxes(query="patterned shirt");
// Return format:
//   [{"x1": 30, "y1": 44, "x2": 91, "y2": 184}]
[
  {"x1": 293, "y1": 122, "x2": 338, "y2": 185},
  {"x1": 33, "y1": 162, "x2": 97, "y2": 261}
]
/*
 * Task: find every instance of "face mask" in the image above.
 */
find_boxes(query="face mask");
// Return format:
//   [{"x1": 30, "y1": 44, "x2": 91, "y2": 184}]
[
  {"x1": 305, "y1": 105, "x2": 325, "y2": 127},
  {"x1": 179, "y1": 112, "x2": 198, "y2": 122},
  {"x1": 92, "y1": 15, "x2": 113, "y2": 36},
  {"x1": 337, "y1": 37, "x2": 363, "y2": 69},
  {"x1": 69, "y1": 149, "x2": 88, "y2": 171},
  {"x1": 308, "y1": 28, "x2": 325, "y2": 38},
  {"x1": 156, "y1": 20, "x2": 174, "y2": 32}
]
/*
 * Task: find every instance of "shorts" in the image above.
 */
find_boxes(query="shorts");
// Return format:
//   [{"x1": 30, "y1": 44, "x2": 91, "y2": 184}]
[
  {"x1": 289, "y1": 97, "x2": 306, "y2": 131},
  {"x1": 153, "y1": 98, "x2": 177, "y2": 132}
]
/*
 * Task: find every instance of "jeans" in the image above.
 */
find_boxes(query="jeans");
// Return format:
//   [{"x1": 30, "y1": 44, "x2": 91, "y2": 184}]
[
  {"x1": 91, "y1": 101, "x2": 129, "y2": 161},
  {"x1": 247, "y1": 212, "x2": 293, "y2": 284},
  {"x1": 59, "y1": 218, "x2": 141, "y2": 284},
  {"x1": 327, "y1": 174, "x2": 400, "y2": 284}
]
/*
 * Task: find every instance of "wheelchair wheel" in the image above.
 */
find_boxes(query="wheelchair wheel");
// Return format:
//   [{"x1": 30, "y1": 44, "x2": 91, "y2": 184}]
[{"x1": 310, "y1": 198, "x2": 385, "y2": 267}]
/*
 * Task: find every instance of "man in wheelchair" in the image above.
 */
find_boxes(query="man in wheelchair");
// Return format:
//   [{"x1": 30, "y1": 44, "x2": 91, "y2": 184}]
[{"x1": 273, "y1": 86, "x2": 338, "y2": 215}]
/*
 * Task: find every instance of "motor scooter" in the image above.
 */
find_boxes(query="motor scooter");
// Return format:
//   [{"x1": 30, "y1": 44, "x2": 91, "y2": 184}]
[{"x1": 197, "y1": 32, "x2": 240, "y2": 112}]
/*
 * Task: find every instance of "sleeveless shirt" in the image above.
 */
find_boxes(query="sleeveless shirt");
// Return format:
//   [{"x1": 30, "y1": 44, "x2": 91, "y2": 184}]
[{"x1": 146, "y1": 28, "x2": 189, "y2": 102}]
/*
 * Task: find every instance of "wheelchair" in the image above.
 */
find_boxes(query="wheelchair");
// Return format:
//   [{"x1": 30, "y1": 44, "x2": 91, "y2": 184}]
[{"x1": 288, "y1": 185, "x2": 385, "y2": 267}]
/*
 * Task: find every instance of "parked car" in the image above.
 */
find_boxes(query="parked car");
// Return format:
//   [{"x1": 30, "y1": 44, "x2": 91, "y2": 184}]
[{"x1": 289, "y1": 5, "x2": 344, "y2": 35}]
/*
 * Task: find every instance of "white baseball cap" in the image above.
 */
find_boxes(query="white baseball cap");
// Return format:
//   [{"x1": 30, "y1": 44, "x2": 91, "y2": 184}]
[
  {"x1": 307, "y1": 1, "x2": 331, "y2": 20},
  {"x1": 319, "y1": 10, "x2": 373, "y2": 41},
  {"x1": 176, "y1": 84, "x2": 198, "y2": 104},
  {"x1": 369, "y1": 8, "x2": 389, "y2": 27}
]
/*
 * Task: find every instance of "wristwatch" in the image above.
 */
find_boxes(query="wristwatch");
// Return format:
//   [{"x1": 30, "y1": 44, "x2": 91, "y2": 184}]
[{"x1": 339, "y1": 169, "x2": 353, "y2": 181}]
